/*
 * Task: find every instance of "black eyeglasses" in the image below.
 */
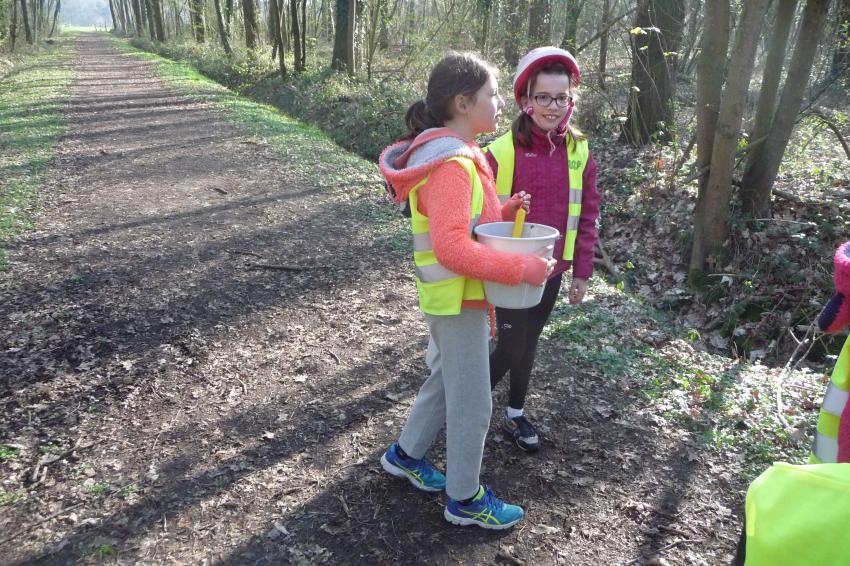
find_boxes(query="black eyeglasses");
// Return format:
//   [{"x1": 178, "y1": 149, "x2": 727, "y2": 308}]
[{"x1": 532, "y1": 94, "x2": 573, "y2": 108}]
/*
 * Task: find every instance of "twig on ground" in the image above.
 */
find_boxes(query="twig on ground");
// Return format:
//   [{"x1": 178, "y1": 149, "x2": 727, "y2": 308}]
[
  {"x1": 0, "y1": 482, "x2": 133, "y2": 546},
  {"x1": 595, "y1": 240, "x2": 620, "y2": 279},
  {"x1": 775, "y1": 320, "x2": 821, "y2": 428},
  {"x1": 228, "y1": 249, "x2": 264, "y2": 258},
  {"x1": 29, "y1": 438, "x2": 97, "y2": 485},
  {"x1": 496, "y1": 550, "x2": 527, "y2": 566},
  {"x1": 625, "y1": 539, "x2": 704, "y2": 565},
  {"x1": 245, "y1": 262, "x2": 308, "y2": 271}
]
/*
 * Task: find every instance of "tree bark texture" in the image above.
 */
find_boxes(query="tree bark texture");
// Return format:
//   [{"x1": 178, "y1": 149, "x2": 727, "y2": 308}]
[
  {"x1": 131, "y1": 0, "x2": 143, "y2": 36},
  {"x1": 151, "y1": 0, "x2": 165, "y2": 40},
  {"x1": 621, "y1": 0, "x2": 686, "y2": 146},
  {"x1": 688, "y1": 0, "x2": 730, "y2": 282},
  {"x1": 597, "y1": 0, "x2": 611, "y2": 89},
  {"x1": 739, "y1": 0, "x2": 798, "y2": 212},
  {"x1": 213, "y1": 0, "x2": 231, "y2": 52},
  {"x1": 830, "y1": 0, "x2": 849, "y2": 79},
  {"x1": 691, "y1": 0, "x2": 769, "y2": 275},
  {"x1": 269, "y1": 0, "x2": 286, "y2": 75},
  {"x1": 19, "y1": 0, "x2": 32, "y2": 43},
  {"x1": 345, "y1": 0, "x2": 355, "y2": 74},
  {"x1": 242, "y1": 0, "x2": 258, "y2": 48},
  {"x1": 561, "y1": 0, "x2": 583, "y2": 50},
  {"x1": 10, "y1": 0, "x2": 18, "y2": 52},
  {"x1": 528, "y1": 0, "x2": 551, "y2": 45},
  {"x1": 190, "y1": 0, "x2": 205, "y2": 43},
  {"x1": 332, "y1": 0, "x2": 349, "y2": 70},
  {"x1": 739, "y1": 0, "x2": 833, "y2": 218},
  {"x1": 291, "y1": 0, "x2": 303, "y2": 70},
  {"x1": 503, "y1": 0, "x2": 522, "y2": 66}
]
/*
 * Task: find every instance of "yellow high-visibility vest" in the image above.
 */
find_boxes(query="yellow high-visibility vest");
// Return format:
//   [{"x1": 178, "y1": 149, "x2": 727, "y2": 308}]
[
  {"x1": 408, "y1": 156, "x2": 485, "y2": 315},
  {"x1": 810, "y1": 336, "x2": 850, "y2": 464},
  {"x1": 485, "y1": 130, "x2": 589, "y2": 261},
  {"x1": 745, "y1": 462, "x2": 850, "y2": 565}
]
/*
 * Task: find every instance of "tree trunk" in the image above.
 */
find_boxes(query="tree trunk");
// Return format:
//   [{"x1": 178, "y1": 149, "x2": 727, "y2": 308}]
[
  {"x1": 597, "y1": 0, "x2": 611, "y2": 89},
  {"x1": 830, "y1": 0, "x2": 850, "y2": 79},
  {"x1": 301, "y1": 0, "x2": 307, "y2": 68},
  {"x1": 332, "y1": 0, "x2": 349, "y2": 70},
  {"x1": 10, "y1": 0, "x2": 18, "y2": 52},
  {"x1": 49, "y1": 0, "x2": 60, "y2": 35},
  {"x1": 242, "y1": 0, "x2": 258, "y2": 48},
  {"x1": 528, "y1": 0, "x2": 550, "y2": 44},
  {"x1": 291, "y1": 0, "x2": 303, "y2": 70},
  {"x1": 476, "y1": 0, "x2": 492, "y2": 52},
  {"x1": 109, "y1": 0, "x2": 118, "y2": 30},
  {"x1": 270, "y1": 0, "x2": 286, "y2": 76},
  {"x1": 561, "y1": 0, "x2": 583, "y2": 50},
  {"x1": 213, "y1": 0, "x2": 231, "y2": 52},
  {"x1": 503, "y1": 0, "x2": 522, "y2": 66},
  {"x1": 19, "y1": 0, "x2": 32, "y2": 43},
  {"x1": 620, "y1": 0, "x2": 686, "y2": 146},
  {"x1": 689, "y1": 0, "x2": 769, "y2": 276},
  {"x1": 739, "y1": 0, "x2": 833, "y2": 218},
  {"x1": 117, "y1": 0, "x2": 129, "y2": 33},
  {"x1": 224, "y1": 0, "x2": 232, "y2": 33},
  {"x1": 144, "y1": 0, "x2": 156, "y2": 39},
  {"x1": 739, "y1": 0, "x2": 798, "y2": 213},
  {"x1": 151, "y1": 0, "x2": 165, "y2": 39},
  {"x1": 345, "y1": 0, "x2": 355, "y2": 75},
  {"x1": 130, "y1": 0, "x2": 143, "y2": 35},
  {"x1": 688, "y1": 0, "x2": 730, "y2": 284},
  {"x1": 677, "y1": 0, "x2": 702, "y2": 73},
  {"x1": 190, "y1": 0, "x2": 205, "y2": 42}
]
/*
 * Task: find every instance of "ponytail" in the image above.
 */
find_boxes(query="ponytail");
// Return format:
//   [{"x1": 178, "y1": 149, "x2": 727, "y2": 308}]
[{"x1": 402, "y1": 99, "x2": 440, "y2": 141}]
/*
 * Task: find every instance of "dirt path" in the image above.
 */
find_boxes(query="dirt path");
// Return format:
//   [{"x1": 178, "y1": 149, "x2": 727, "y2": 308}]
[{"x1": 1, "y1": 34, "x2": 743, "y2": 565}]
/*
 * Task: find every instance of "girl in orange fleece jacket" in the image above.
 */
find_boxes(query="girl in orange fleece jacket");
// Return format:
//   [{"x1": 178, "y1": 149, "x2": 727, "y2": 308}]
[{"x1": 378, "y1": 52, "x2": 554, "y2": 529}]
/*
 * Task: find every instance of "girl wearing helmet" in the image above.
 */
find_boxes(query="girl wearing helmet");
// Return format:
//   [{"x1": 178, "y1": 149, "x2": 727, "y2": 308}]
[{"x1": 485, "y1": 46, "x2": 601, "y2": 452}]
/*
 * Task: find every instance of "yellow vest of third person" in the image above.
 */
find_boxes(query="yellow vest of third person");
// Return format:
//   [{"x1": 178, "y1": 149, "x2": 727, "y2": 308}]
[
  {"x1": 744, "y1": 462, "x2": 850, "y2": 565},
  {"x1": 810, "y1": 335, "x2": 850, "y2": 463},
  {"x1": 408, "y1": 156, "x2": 485, "y2": 316},
  {"x1": 485, "y1": 130, "x2": 589, "y2": 261}
]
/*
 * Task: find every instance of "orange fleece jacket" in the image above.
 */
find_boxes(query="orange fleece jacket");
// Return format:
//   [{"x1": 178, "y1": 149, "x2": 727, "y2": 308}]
[{"x1": 416, "y1": 146, "x2": 544, "y2": 300}]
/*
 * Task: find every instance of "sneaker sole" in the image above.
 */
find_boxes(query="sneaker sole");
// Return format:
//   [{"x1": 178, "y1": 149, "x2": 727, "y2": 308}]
[
  {"x1": 443, "y1": 507, "x2": 523, "y2": 530},
  {"x1": 380, "y1": 454, "x2": 443, "y2": 493}
]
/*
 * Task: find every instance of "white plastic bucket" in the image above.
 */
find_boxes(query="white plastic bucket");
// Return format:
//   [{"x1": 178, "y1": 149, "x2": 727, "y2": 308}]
[{"x1": 473, "y1": 221, "x2": 560, "y2": 309}]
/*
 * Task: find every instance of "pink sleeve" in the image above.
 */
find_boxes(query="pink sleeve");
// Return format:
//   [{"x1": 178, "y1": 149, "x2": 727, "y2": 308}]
[
  {"x1": 572, "y1": 152, "x2": 600, "y2": 280},
  {"x1": 418, "y1": 161, "x2": 527, "y2": 285},
  {"x1": 485, "y1": 151, "x2": 499, "y2": 180}
]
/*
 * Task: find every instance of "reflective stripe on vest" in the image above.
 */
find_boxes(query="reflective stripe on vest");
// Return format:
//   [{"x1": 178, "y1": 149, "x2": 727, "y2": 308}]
[
  {"x1": 408, "y1": 156, "x2": 486, "y2": 315},
  {"x1": 745, "y1": 462, "x2": 850, "y2": 565},
  {"x1": 485, "y1": 130, "x2": 589, "y2": 261},
  {"x1": 811, "y1": 336, "x2": 850, "y2": 464}
]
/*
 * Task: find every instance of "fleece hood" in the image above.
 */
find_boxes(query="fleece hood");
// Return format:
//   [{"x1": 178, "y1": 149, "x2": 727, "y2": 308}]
[{"x1": 379, "y1": 128, "x2": 477, "y2": 204}]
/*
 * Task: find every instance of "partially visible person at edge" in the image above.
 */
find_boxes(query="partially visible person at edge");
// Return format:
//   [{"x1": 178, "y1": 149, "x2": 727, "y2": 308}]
[
  {"x1": 485, "y1": 46, "x2": 601, "y2": 453},
  {"x1": 377, "y1": 52, "x2": 556, "y2": 529}
]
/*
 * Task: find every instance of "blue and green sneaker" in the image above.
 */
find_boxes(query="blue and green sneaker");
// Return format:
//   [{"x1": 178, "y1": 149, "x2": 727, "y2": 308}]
[
  {"x1": 380, "y1": 443, "x2": 446, "y2": 492},
  {"x1": 444, "y1": 485, "x2": 524, "y2": 529}
]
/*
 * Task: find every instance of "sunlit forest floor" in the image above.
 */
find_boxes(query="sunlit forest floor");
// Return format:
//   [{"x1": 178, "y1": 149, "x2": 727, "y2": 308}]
[{"x1": 0, "y1": 33, "x2": 845, "y2": 565}]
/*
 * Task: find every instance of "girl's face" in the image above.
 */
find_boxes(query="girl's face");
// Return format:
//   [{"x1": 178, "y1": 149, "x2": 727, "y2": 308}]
[
  {"x1": 522, "y1": 72, "x2": 572, "y2": 132},
  {"x1": 466, "y1": 73, "x2": 505, "y2": 137}
]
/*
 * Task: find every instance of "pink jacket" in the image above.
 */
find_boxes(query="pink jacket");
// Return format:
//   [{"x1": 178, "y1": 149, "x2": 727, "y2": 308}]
[{"x1": 485, "y1": 125, "x2": 600, "y2": 280}]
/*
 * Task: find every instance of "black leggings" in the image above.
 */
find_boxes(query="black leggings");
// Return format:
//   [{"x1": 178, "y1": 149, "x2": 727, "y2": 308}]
[{"x1": 489, "y1": 273, "x2": 563, "y2": 409}]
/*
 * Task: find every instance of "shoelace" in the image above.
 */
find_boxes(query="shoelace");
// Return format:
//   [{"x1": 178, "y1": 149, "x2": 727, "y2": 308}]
[{"x1": 481, "y1": 486, "x2": 503, "y2": 512}]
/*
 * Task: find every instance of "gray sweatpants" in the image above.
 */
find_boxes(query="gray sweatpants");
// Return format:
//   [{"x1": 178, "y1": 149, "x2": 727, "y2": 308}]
[{"x1": 398, "y1": 308, "x2": 492, "y2": 501}]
